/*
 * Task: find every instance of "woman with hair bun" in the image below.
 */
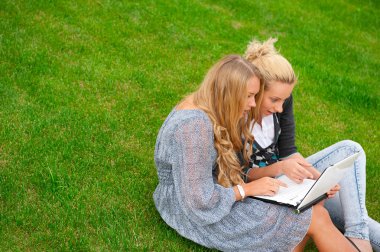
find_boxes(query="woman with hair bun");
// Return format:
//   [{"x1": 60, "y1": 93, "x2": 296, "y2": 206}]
[
  {"x1": 244, "y1": 38, "x2": 380, "y2": 252},
  {"x1": 153, "y1": 54, "x2": 359, "y2": 251}
]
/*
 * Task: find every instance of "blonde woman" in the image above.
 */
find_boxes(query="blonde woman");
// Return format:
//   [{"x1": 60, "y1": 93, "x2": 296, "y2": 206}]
[
  {"x1": 244, "y1": 38, "x2": 380, "y2": 252},
  {"x1": 153, "y1": 55, "x2": 358, "y2": 251}
]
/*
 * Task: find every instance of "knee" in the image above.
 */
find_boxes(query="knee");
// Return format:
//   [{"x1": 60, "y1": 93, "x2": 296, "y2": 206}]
[
  {"x1": 308, "y1": 205, "x2": 334, "y2": 236},
  {"x1": 312, "y1": 204, "x2": 331, "y2": 226},
  {"x1": 339, "y1": 140, "x2": 364, "y2": 154}
]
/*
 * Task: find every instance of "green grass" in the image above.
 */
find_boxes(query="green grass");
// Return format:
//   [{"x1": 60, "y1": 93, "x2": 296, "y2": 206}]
[{"x1": 0, "y1": 0, "x2": 378, "y2": 251}]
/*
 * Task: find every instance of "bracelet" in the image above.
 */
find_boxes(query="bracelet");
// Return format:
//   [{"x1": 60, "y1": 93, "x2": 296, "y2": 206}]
[{"x1": 237, "y1": 184, "x2": 246, "y2": 200}]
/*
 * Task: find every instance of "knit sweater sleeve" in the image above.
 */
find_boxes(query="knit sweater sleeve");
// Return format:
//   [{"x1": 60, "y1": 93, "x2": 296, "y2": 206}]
[
  {"x1": 277, "y1": 94, "x2": 298, "y2": 158},
  {"x1": 172, "y1": 114, "x2": 236, "y2": 226}
]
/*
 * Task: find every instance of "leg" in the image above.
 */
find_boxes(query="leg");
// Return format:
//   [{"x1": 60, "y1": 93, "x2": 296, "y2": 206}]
[
  {"x1": 293, "y1": 235, "x2": 309, "y2": 252},
  {"x1": 305, "y1": 140, "x2": 375, "y2": 251},
  {"x1": 324, "y1": 194, "x2": 379, "y2": 252},
  {"x1": 307, "y1": 204, "x2": 358, "y2": 252},
  {"x1": 369, "y1": 217, "x2": 380, "y2": 252}
]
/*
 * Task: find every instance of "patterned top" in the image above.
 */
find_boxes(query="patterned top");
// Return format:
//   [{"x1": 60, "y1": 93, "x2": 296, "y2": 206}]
[
  {"x1": 250, "y1": 114, "x2": 282, "y2": 168},
  {"x1": 153, "y1": 108, "x2": 312, "y2": 251}
]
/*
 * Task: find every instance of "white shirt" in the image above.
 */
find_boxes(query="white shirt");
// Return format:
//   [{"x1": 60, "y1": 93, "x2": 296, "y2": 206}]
[{"x1": 251, "y1": 115, "x2": 275, "y2": 149}]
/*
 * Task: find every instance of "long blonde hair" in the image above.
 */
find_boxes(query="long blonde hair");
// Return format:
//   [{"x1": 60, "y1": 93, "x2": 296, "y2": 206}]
[
  {"x1": 193, "y1": 55, "x2": 263, "y2": 187},
  {"x1": 244, "y1": 38, "x2": 297, "y2": 88}
]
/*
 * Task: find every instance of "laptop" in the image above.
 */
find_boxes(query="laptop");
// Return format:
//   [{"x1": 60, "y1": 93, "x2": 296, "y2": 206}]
[{"x1": 252, "y1": 152, "x2": 360, "y2": 213}]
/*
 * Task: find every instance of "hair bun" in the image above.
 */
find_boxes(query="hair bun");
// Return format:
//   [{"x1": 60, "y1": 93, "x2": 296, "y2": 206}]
[{"x1": 244, "y1": 37, "x2": 278, "y2": 62}]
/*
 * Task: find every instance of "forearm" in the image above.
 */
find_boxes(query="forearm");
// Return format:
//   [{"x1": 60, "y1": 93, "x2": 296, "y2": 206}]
[
  {"x1": 234, "y1": 178, "x2": 284, "y2": 200},
  {"x1": 246, "y1": 162, "x2": 283, "y2": 182},
  {"x1": 281, "y1": 152, "x2": 303, "y2": 160}
]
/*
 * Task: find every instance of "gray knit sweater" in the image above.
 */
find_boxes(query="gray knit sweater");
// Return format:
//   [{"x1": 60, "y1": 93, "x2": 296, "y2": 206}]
[{"x1": 153, "y1": 109, "x2": 312, "y2": 251}]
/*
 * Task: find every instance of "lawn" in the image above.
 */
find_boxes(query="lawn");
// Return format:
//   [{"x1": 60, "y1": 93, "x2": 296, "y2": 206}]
[{"x1": 0, "y1": 0, "x2": 378, "y2": 251}]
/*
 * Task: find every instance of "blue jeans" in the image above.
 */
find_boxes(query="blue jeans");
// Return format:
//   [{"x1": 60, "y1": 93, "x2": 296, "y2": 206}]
[{"x1": 305, "y1": 140, "x2": 380, "y2": 251}]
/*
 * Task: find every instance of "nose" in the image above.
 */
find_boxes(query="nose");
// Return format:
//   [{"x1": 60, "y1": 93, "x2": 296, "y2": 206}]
[
  {"x1": 275, "y1": 102, "x2": 283, "y2": 113},
  {"x1": 248, "y1": 97, "x2": 256, "y2": 108}
]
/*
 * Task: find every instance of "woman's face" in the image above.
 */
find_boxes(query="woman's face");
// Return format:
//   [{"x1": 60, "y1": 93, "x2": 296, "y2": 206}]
[
  {"x1": 242, "y1": 76, "x2": 261, "y2": 117},
  {"x1": 260, "y1": 81, "x2": 295, "y2": 117}
]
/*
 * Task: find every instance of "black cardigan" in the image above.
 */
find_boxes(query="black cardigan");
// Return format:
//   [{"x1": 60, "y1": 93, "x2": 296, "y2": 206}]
[{"x1": 276, "y1": 94, "x2": 298, "y2": 158}]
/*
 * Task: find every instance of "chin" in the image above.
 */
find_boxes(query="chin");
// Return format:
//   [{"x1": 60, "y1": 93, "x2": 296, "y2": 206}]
[
  {"x1": 241, "y1": 112, "x2": 248, "y2": 120},
  {"x1": 266, "y1": 111, "x2": 274, "y2": 116}
]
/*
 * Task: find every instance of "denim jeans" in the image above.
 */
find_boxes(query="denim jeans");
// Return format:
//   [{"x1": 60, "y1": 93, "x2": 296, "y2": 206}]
[{"x1": 305, "y1": 140, "x2": 380, "y2": 251}]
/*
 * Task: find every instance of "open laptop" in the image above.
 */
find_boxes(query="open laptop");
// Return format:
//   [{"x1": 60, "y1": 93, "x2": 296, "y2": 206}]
[{"x1": 253, "y1": 152, "x2": 360, "y2": 213}]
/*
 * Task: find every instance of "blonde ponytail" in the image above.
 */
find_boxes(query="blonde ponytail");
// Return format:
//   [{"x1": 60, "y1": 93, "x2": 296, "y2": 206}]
[
  {"x1": 244, "y1": 38, "x2": 297, "y2": 86},
  {"x1": 244, "y1": 37, "x2": 278, "y2": 62}
]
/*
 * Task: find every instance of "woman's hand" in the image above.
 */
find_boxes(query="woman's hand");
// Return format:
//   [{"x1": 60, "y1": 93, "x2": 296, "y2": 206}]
[
  {"x1": 327, "y1": 184, "x2": 340, "y2": 198},
  {"x1": 281, "y1": 158, "x2": 314, "y2": 183},
  {"x1": 285, "y1": 154, "x2": 321, "y2": 181},
  {"x1": 243, "y1": 177, "x2": 287, "y2": 197}
]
